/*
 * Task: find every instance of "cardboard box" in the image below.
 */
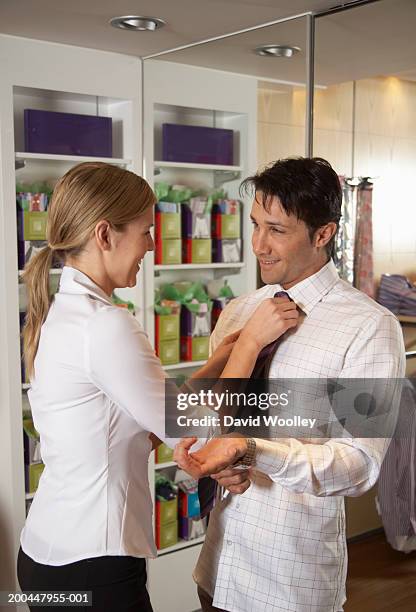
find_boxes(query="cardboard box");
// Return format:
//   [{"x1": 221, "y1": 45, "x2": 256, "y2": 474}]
[
  {"x1": 157, "y1": 339, "x2": 180, "y2": 365},
  {"x1": 212, "y1": 213, "x2": 241, "y2": 239},
  {"x1": 182, "y1": 239, "x2": 212, "y2": 264},
  {"x1": 178, "y1": 480, "x2": 201, "y2": 518},
  {"x1": 156, "y1": 520, "x2": 178, "y2": 549},
  {"x1": 24, "y1": 108, "x2": 112, "y2": 157},
  {"x1": 212, "y1": 239, "x2": 242, "y2": 263},
  {"x1": 180, "y1": 336, "x2": 210, "y2": 361},
  {"x1": 23, "y1": 211, "x2": 48, "y2": 240},
  {"x1": 162, "y1": 123, "x2": 233, "y2": 165},
  {"x1": 155, "y1": 238, "x2": 182, "y2": 265},
  {"x1": 156, "y1": 497, "x2": 178, "y2": 526},
  {"x1": 155, "y1": 211, "x2": 181, "y2": 239},
  {"x1": 179, "y1": 516, "x2": 207, "y2": 540}
]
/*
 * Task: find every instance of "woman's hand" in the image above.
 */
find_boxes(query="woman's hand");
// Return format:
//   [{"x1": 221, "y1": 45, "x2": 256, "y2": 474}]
[
  {"x1": 191, "y1": 329, "x2": 241, "y2": 379},
  {"x1": 174, "y1": 435, "x2": 247, "y2": 479},
  {"x1": 239, "y1": 295, "x2": 299, "y2": 352}
]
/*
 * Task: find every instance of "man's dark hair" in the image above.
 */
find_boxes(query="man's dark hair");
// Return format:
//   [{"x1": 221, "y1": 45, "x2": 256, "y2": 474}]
[{"x1": 240, "y1": 157, "x2": 342, "y2": 255}]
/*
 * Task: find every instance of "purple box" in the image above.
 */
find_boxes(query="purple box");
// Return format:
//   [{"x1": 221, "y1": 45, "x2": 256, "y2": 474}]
[
  {"x1": 162, "y1": 123, "x2": 233, "y2": 165},
  {"x1": 24, "y1": 109, "x2": 112, "y2": 157}
]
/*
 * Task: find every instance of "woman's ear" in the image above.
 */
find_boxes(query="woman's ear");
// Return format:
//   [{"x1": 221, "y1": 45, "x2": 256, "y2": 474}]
[
  {"x1": 94, "y1": 220, "x2": 112, "y2": 252},
  {"x1": 314, "y1": 222, "x2": 337, "y2": 249}
]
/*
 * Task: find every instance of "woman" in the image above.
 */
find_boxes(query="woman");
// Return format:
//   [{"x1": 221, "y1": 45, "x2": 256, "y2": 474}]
[{"x1": 17, "y1": 162, "x2": 298, "y2": 611}]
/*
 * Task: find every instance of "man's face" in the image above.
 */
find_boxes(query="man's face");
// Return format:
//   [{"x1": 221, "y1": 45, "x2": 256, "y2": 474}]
[{"x1": 251, "y1": 192, "x2": 326, "y2": 288}]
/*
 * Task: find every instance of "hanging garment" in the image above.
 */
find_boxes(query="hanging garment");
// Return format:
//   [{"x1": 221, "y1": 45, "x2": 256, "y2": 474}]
[
  {"x1": 354, "y1": 180, "x2": 375, "y2": 298},
  {"x1": 378, "y1": 274, "x2": 416, "y2": 317},
  {"x1": 334, "y1": 177, "x2": 356, "y2": 284},
  {"x1": 377, "y1": 378, "x2": 416, "y2": 552}
]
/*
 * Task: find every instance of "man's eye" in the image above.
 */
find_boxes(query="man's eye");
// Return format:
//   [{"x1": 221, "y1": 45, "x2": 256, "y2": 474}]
[{"x1": 270, "y1": 227, "x2": 284, "y2": 234}]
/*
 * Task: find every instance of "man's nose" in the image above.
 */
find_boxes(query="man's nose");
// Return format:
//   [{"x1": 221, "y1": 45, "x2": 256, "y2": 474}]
[{"x1": 253, "y1": 230, "x2": 271, "y2": 255}]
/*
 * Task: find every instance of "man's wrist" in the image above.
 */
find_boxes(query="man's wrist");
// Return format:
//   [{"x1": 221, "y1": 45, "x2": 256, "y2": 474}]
[{"x1": 236, "y1": 437, "x2": 256, "y2": 466}]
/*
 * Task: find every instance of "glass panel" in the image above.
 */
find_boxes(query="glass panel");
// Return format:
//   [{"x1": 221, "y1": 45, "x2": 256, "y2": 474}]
[{"x1": 314, "y1": 0, "x2": 416, "y2": 284}]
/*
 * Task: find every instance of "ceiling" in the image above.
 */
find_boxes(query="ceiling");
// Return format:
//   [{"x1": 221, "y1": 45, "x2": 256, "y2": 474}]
[
  {"x1": 0, "y1": 0, "x2": 361, "y2": 58},
  {"x1": 1, "y1": 0, "x2": 416, "y2": 86}
]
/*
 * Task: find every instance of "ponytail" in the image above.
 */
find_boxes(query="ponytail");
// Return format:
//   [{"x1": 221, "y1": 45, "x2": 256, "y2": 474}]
[
  {"x1": 22, "y1": 246, "x2": 54, "y2": 379},
  {"x1": 22, "y1": 161, "x2": 155, "y2": 380}
]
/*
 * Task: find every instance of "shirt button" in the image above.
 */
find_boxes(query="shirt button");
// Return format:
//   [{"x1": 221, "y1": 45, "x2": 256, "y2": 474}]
[
  {"x1": 236, "y1": 502, "x2": 240, "y2": 509},
  {"x1": 227, "y1": 540, "x2": 233, "y2": 546}
]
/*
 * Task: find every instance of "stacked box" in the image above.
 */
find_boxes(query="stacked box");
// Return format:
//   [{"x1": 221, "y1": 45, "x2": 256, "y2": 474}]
[
  {"x1": 23, "y1": 417, "x2": 44, "y2": 494},
  {"x1": 178, "y1": 479, "x2": 200, "y2": 518},
  {"x1": 180, "y1": 303, "x2": 211, "y2": 361},
  {"x1": 182, "y1": 198, "x2": 212, "y2": 263},
  {"x1": 155, "y1": 202, "x2": 182, "y2": 264},
  {"x1": 212, "y1": 200, "x2": 242, "y2": 263},
  {"x1": 179, "y1": 516, "x2": 207, "y2": 541},
  {"x1": 155, "y1": 474, "x2": 178, "y2": 549},
  {"x1": 155, "y1": 313, "x2": 180, "y2": 365}
]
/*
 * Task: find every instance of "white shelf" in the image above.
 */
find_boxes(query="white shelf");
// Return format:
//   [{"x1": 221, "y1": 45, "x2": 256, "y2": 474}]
[
  {"x1": 25, "y1": 492, "x2": 35, "y2": 500},
  {"x1": 15, "y1": 152, "x2": 132, "y2": 166},
  {"x1": 155, "y1": 263, "x2": 244, "y2": 271},
  {"x1": 163, "y1": 360, "x2": 206, "y2": 371},
  {"x1": 154, "y1": 160, "x2": 242, "y2": 172},
  {"x1": 22, "y1": 383, "x2": 31, "y2": 390},
  {"x1": 155, "y1": 461, "x2": 177, "y2": 470},
  {"x1": 157, "y1": 535, "x2": 205, "y2": 556}
]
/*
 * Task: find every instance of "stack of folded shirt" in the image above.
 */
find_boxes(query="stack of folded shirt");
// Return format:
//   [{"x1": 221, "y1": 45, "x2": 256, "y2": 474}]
[{"x1": 377, "y1": 274, "x2": 416, "y2": 316}]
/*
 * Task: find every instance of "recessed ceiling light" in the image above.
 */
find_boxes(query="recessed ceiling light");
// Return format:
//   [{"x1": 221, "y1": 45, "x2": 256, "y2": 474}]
[
  {"x1": 110, "y1": 16, "x2": 166, "y2": 32},
  {"x1": 255, "y1": 45, "x2": 301, "y2": 58}
]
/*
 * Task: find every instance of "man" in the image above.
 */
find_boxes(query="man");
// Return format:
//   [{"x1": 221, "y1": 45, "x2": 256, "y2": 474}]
[{"x1": 175, "y1": 157, "x2": 405, "y2": 612}]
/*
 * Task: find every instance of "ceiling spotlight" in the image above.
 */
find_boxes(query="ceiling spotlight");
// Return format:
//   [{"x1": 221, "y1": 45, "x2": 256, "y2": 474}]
[
  {"x1": 110, "y1": 16, "x2": 166, "y2": 31},
  {"x1": 255, "y1": 45, "x2": 301, "y2": 58}
]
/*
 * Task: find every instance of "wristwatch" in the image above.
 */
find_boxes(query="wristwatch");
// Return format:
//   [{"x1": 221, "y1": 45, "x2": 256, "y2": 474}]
[{"x1": 238, "y1": 437, "x2": 256, "y2": 466}]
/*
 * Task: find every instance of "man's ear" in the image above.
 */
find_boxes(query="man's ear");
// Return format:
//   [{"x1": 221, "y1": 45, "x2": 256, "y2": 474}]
[
  {"x1": 94, "y1": 220, "x2": 112, "y2": 252},
  {"x1": 314, "y1": 222, "x2": 337, "y2": 249}
]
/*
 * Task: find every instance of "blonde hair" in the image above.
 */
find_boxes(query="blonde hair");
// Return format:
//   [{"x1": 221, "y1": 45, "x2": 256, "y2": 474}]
[{"x1": 23, "y1": 162, "x2": 156, "y2": 378}]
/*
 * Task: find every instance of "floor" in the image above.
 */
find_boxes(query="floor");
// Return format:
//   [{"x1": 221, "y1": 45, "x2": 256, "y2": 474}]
[{"x1": 345, "y1": 532, "x2": 416, "y2": 611}]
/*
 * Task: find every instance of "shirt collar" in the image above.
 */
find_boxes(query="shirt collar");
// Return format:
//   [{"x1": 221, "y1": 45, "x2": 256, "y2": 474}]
[
  {"x1": 58, "y1": 266, "x2": 113, "y2": 305},
  {"x1": 269, "y1": 259, "x2": 339, "y2": 316}
]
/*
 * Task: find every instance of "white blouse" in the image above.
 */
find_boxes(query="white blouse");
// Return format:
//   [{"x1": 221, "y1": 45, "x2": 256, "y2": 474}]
[{"x1": 21, "y1": 266, "x2": 180, "y2": 565}]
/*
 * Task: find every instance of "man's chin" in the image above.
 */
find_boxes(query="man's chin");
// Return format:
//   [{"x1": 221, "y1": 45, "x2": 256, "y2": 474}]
[{"x1": 260, "y1": 268, "x2": 282, "y2": 286}]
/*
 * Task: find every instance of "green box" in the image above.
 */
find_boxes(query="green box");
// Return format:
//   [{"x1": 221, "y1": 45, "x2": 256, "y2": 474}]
[
  {"x1": 27, "y1": 462, "x2": 44, "y2": 493},
  {"x1": 23, "y1": 211, "x2": 48, "y2": 240},
  {"x1": 158, "y1": 314, "x2": 179, "y2": 341},
  {"x1": 161, "y1": 239, "x2": 182, "y2": 264},
  {"x1": 157, "y1": 520, "x2": 178, "y2": 549},
  {"x1": 156, "y1": 443, "x2": 174, "y2": 464},
  {"x1": 157, "y1": 497, "x2": 178, "y2": 525},
  {"x1": 192, "y1": 336, "x2": 209, "y2": 361},
  {"x1": 221, "y1": 214, "x2": 241, "y2": 238},
  {"x1": 159, "y1": 212, "x2": 181, "y2": 239},
  {"x1": 158, "y1": 339, "x2": 179, "y2": 365},
  {"x1": 192, "y1": 239, "x2": 212, "y2": 263}
]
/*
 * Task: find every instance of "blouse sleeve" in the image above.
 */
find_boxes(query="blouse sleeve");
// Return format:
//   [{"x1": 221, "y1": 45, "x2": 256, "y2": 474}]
[{"x1": 85, "y1": 305, "x2": 180, "y2": 447}]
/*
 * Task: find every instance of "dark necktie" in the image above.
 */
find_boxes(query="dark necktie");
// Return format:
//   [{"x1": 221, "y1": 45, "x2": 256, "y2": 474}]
[{"x1": 198, "y1": 291, "x2": 291, "y2": 517}]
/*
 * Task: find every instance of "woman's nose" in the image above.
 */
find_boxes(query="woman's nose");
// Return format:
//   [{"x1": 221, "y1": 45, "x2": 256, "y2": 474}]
[{"x1": 147, "y1": 234, "x2": 155, "y2": 252}]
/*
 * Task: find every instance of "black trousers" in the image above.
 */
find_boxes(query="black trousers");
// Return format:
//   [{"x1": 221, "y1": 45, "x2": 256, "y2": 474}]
[{"x1": 17, "y1": 547, "x2": 153, "y2": 612}]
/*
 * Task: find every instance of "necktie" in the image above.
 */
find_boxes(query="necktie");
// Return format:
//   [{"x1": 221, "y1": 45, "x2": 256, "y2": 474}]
[{"x1": 198, "y1": 291, "x2": 291, "y2": 517}]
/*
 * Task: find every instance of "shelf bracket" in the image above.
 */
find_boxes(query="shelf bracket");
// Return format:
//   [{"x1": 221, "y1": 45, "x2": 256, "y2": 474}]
[
  {"x1": 213, "y1": 169, "x2": 241, "y2": 188},
  {"x1": 15, "y1": 159, "x2": 26, "y2": 171}
]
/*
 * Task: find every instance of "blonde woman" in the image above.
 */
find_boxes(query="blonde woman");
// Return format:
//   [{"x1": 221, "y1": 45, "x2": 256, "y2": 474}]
[{"x1": 17, "y1": 162, "x2": 298, "y2": 611}]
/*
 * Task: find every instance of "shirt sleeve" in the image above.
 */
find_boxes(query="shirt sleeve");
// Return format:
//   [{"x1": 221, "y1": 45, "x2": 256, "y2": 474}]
[
  {"x1": 254, "y1": 312, "x2": 406, "y2": 497},
  {"x1": 85, "y1": 305, "x2": 181, "y2": 448}
]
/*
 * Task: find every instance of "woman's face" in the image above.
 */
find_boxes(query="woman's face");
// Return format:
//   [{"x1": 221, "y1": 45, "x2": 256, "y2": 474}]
[{"x1": 108, "y1": 206, "x2": 155, "y2": 290}]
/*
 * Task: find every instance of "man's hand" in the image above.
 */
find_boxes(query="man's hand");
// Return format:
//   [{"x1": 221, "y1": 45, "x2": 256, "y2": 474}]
[
  {"x1": 173, "y1": 435, "x2": 248, "y2": 479},
  {"x1": 211, "y1": 467, "x2": 251, "y2": 495}
]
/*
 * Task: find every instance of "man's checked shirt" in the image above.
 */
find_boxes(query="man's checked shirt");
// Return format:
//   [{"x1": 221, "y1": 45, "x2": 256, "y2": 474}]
[{"x1": 194, "y1": 259, "x2": 405, "y2": 612}]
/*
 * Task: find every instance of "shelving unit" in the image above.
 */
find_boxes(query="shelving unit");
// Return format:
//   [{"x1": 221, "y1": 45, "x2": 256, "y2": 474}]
[
  {"x1": 0, "y1": 35, "x2": 143, "y2": 604},
  {"x1": 143, "y1": 58, "x2": 258, "y2": 611}
]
